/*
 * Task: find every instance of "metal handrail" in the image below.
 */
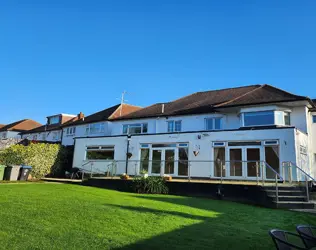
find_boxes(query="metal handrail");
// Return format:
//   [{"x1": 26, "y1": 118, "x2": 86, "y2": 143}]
[
  {"x1": 288, "y1": 161, "x2": 316, "y2": 182},
  {"x1": 263, "y1": 161, "x2": 284, "y2": 181}
]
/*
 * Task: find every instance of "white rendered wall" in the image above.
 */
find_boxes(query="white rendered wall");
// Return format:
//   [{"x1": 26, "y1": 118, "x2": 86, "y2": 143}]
[{"x1": 74, "y1": 128, "x2": 297, "y2": 179}]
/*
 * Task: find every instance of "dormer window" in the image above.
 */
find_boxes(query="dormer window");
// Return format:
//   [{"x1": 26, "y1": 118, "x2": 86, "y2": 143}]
[{"x1": 48, "y1": 116, "x2": 60, "y2": 125}]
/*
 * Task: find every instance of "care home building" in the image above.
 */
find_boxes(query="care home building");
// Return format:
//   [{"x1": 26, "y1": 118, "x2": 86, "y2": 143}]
[{"x1": 73, "y1": 84, "x2": 316, "y2": 182}]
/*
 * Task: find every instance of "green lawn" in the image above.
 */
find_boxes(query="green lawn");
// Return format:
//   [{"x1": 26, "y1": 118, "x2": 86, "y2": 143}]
[{"x1": 0, "y1": 183, "x2": 315, "y2": 249}]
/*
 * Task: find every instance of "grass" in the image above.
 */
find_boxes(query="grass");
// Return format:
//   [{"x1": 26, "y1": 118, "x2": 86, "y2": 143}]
[{"x1": 0, "y1": 183, "x2": 315, "y2": 250}]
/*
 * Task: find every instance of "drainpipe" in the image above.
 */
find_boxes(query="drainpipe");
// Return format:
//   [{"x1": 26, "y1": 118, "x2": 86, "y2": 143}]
[{"x1": 125, "y1": 135, "x2": 131, "y2": 174}]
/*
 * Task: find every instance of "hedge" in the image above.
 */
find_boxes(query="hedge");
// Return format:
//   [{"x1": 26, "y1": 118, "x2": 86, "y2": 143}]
[{"x1": 0, "y1": 143, "x2": 68, "y2": 179}]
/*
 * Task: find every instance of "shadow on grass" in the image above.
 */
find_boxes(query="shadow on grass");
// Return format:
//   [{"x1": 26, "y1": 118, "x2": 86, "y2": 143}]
[{"x1": 108, "y1": 195, "x2": 278, "y2": 250}]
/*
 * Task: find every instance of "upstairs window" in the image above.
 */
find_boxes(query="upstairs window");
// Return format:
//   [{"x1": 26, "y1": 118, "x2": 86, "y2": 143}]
[
  {"x1": 66, "y1": 127, "x2": 76, "y2": 136},
  {"x1": 85, "y1": 123, "x2": 105, "y2": 135},
  {"x1": 1, "y1": 132, "x2": 7, "y2": 139},
  {"x1": 167, "y1": 120, "x2": 182, "y2": 132},
  {"x1": 123, "y1": 123, "x2": 148, "y2": 134},
  {"x1": 48, "y1": 116, "x2": 60, "y2": 125},
  {"x1": 41, "y1": 133, "x2": 46, "y2": 140},
  {"x1": 205, "y1": 118, "x2": 222, "y2": 130},
  {"x1": 313, "y1": 115, "x2": 316, "y2": 123},
  {"x1": 284, "y1": 112, "x2": 291, "y2": 126},
  {"x1": 243, "y1": 111, "x2": 274, "y2": 126},
  {"x1": 52, "y1": 131, "x2": 60, "y2": 140},
  {"x1": 32, "y1": 135, "x2": 37, "y2": 140}
]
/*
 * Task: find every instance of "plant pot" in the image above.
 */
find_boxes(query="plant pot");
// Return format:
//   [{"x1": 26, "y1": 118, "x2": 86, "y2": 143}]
[{"x1": 164, "y1": 176, "x2": 172, "y2": 181}]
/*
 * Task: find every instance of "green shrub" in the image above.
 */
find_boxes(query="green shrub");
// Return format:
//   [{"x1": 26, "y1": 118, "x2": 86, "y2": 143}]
[
  {"x1": 132, "y1": 176, "x2": 168, "y2": 194},
  {"x1": 0, "y1": 143, "x2": 68, "y2": 179}
]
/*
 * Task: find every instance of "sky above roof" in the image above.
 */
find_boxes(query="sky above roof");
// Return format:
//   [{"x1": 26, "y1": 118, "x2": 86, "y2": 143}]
[{"x1": 1, "y1": 0, "x2": 315, "y2": 124}]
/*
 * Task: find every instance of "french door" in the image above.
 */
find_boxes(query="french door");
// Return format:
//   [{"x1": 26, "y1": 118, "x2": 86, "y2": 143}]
[
  {"x1": 228, "y1": 147, "x2": 262, "y2": 179},
  {"x1": 150, "y1": 148, "x2": 176, "y2": 176}
]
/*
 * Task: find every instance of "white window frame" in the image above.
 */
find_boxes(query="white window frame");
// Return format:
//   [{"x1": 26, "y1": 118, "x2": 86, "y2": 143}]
[
  {"x1": 85, "y1": 145, "x2": 115, "y2": 161},
  {"x1": 66, "y1": 127, "x2": 76, "y2": 136},
  {"x1": 85, "y1": 123, "x2": 105, "y2": 135},
  {"x1": 167, "y1": 120, "x2": 182, "y2": 132},
  {"x1": 122, "y1": 123, "x2": 148, "y2": 135},
  {"x1": 242, "y1": 111, "x2": 275, "y2": 127},
  {"x1": 48, "y1": 116, "x2": 60, "y2": 125},
  {"x1": 52, "y1": 131, "x2": 60, "y2": 140},
  {"x1": 205, "y1": 117, "x2": 222, "y2": 130},
  {"x1": 284, "y1": 112, "x2": 291, "y2": 126},
  {"x1": 313, "y1": 115, "x2": 316, "y2": 124}
]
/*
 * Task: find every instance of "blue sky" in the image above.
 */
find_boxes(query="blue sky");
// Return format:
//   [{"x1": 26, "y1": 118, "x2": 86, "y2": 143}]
[{"x1": 0, "y1": 0, "x2": 315, "y2": 124}]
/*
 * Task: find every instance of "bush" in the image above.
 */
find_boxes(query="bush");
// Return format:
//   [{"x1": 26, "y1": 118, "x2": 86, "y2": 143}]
[
  {"x1": 0, "y1": 143, "x2": 68, "y2": 179},
  {"x1": 132, "y1": 176, "x2": 168, "y2": 194}
]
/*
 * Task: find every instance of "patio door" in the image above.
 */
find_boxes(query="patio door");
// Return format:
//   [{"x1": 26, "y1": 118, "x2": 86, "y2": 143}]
[
  {"x1": 228, "y1": 147, "x2": 262, "y2": 179},
  {"x1": 150, "y1": 148, "x2": 176, "y2": 176}
]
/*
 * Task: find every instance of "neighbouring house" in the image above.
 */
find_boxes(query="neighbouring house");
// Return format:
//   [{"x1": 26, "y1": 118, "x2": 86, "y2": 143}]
[
  {"x1": 0, "y1": 119, "x2": 42, "y2": 140},
  {"x1": 61, "y1": 104, "x2": 142, "y2": 146},
  {"x1": 21, "y1": 113, "x2": 82, "y2": 143},
  {"x1": 72, "y1": 84, "x2": 316, "y2": 181}
]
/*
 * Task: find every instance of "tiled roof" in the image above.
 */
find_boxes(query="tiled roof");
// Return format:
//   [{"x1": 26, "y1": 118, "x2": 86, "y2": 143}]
[
  {"x1": 0, "y1": 124, "x2": 5, "y2": 129},
  {"x1": 0, "y1": 119, "x2": 42, "y2": 132},
  {"x1": 62, "y1": 104, "x2": 142, "y2": 127},
  {"x1": 113, "y1": 84, "x2": 313, "y2": 120},
  {"x1": 24, "y1": 116, "x2": 80, "y2": 134}
]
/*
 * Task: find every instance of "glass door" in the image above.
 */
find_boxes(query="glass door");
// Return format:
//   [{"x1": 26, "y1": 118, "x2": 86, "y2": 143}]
[
  {"x1": 164, "y1": 149, "x2": 175, "y2": 175},
  {"x1": 151, "y1": 150, "x2": 162, "y2": 175},
  {"x1": 246, "y1": 148, "x2": 261, "y2": 178},
  {"x1": 229, "y1": 148, "x2": 243, "y2": 177}
]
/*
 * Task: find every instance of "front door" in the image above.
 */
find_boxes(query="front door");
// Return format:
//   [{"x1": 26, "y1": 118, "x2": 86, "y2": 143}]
[
  {"x1": 228, "y1": 147, "x2": 262, "y2": 179},
  {"x1": 150, "y1": 149, "x2": 176, "y2": 176}
]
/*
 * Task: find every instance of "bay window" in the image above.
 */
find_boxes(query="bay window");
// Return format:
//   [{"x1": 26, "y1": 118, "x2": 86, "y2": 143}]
[
  {"x1": 242, "y1": 110, "x2": 292, "y2": 127},
  {"x1": 122, "y1": 123, "x2": 148, "y2": 134}
]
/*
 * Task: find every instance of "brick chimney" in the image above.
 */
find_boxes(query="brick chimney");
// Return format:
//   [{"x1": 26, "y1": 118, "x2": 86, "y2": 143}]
[{"x1": 78, "y1": 112, "x2": 84, "y2": 120}]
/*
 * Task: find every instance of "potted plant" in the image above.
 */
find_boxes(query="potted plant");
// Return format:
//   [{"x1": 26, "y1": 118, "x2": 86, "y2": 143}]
[
  {"x1": 163, "y1": 174, "x2": 172, "y2": 181},
  {"x1": 140, "y1": 170, "x2": 148, "y2": 178},
  {"x1": 120, "y1": 173, "x2": 130, "y2": 180}
]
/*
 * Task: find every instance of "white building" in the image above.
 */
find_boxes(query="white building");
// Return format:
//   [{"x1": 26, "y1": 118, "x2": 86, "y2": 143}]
[
  {"x1": 61, "y1": 104, "x2": 142, "y2": 146},
  {"x1": 72, "y1": 84, "x2": 316, "y2": 181},
  {"x1": 21, "y1": 114, "x2": 81, "y2": 143},
  {"x1": 0, "y1": 119, "x2": 42, "y2": 140}
]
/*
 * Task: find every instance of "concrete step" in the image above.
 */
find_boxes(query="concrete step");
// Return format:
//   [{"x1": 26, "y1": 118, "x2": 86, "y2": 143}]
[
  {"x1": 274, "y1": 201, "x2": 315, "y2": 209},
  {"x1": 265, "y1": 190, "x2": 306, "y2": 196},
  {"x1": 263, "y1": 186, "x2": 305, "y2": 191},
  {"x1": 269, "y1": 195, "x2": 307, "y2": 202}
]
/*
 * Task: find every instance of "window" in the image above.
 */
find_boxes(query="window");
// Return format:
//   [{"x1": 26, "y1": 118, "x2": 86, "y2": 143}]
[
  {"x1": 41, "y1": 133, "x2": 46, "y2": 140},
  {"x1": 140, "y1": 148, "x2": 149, "y2": 173},
  {"x1": 213, "y1": 142, "x2": 226, "y2": 147},
  {"x1": 313, "y1": 115, "x2": 316, "y2": 123},
  {"x1": 205, "y1": 118, "x2": 222, "y2": 130},
  {"x1": 86, "y1": 146, "x2": 114, "y2": 160},
  {"x1": 214, "y1": 147, "x2": 226, "y2": 177},
  {"x1": 32, "y1": 135, "x2": 37, "y2": 140},
  {"x1": 66, "y1": 127, "x2": 76, "y2": 136},
  {"x1": 52, "y1": 131, "x2": 60, "y2": 140},
  {"x1": 167, "y1": 120, "x2": 182, "y2": 132},
  {"x1": 1, "y1": 132, "x2": 7, "y2": 139},
  {"x1": 122, "y1": 123, "x2": 148, "y2": 135},
  {"x1": 284, "y1": 112, "x2": 291, "y2": 126},
  {"x1": 85, "y1": 123, "x2": 105, "y2": 135},
  {"x1": 48, "y1": 116, "x2": 60, "y2": 125},
  {"x1": 243, "y1": 111, "x2": 274, "y2": 126}
]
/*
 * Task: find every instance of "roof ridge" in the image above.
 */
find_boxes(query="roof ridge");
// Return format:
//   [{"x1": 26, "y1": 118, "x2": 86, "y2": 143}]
[
  {"x1": 214, "y1": 85, "x2": 264, "y2": 108},
  {"x1": 195, "y1": 84, "x2": 262, "y2": 95}
]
